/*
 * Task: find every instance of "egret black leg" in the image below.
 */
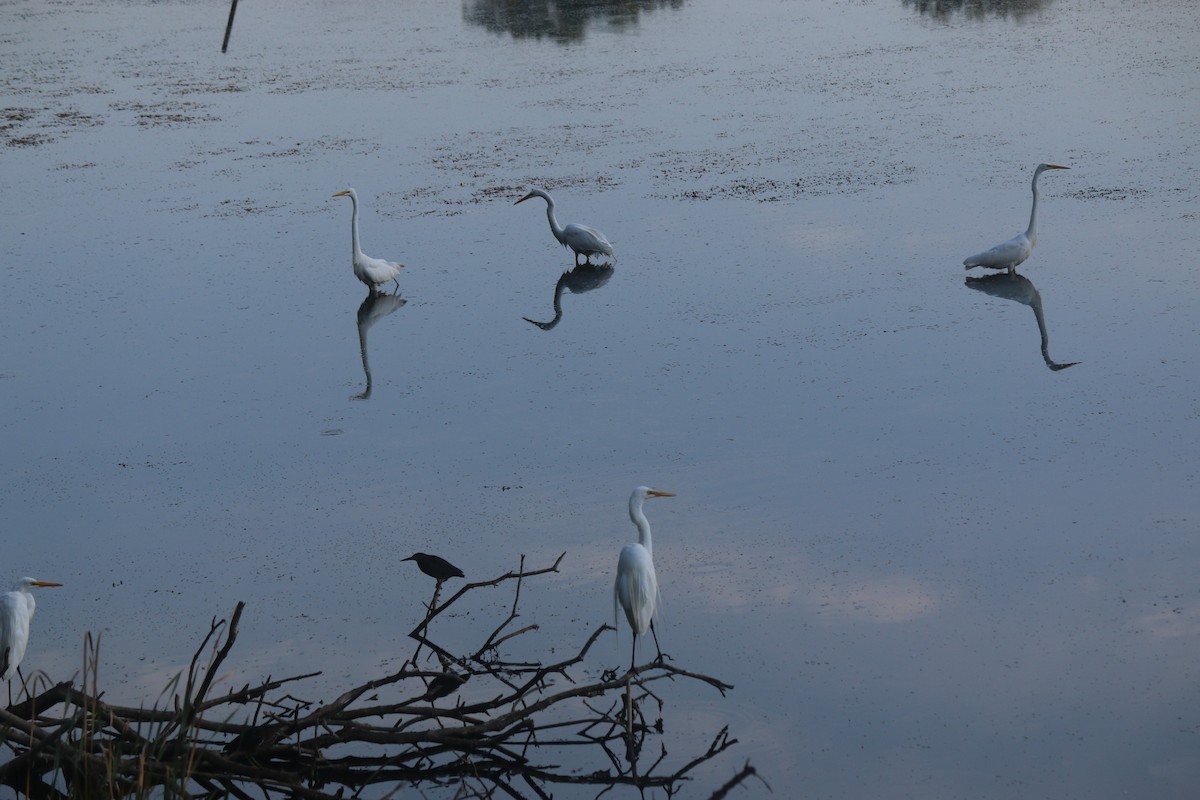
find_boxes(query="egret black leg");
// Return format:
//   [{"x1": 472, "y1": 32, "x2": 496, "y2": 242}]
[
  {"x1": 650, "y1": 621, "x2": 663, "y2": 661},
  {"x1": 13, "y1": 666, "x2": 26, "y2": 704}
]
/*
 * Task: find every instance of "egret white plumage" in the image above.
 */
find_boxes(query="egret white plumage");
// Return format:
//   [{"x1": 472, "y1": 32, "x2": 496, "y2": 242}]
[
  {"x1": 332, "y1": 188, "x2": 405, "y2": 293},
  {"x1": 1, "y1": 577, "x2": 62, "y2": 684},
  {"x1": 614, "y1": 486, "x2": 675, "y2": 672},
  {"x1": 514, "y1": 188, "x2": 614, "y2": 265},
  {"x1": 964, "y1": 163, "x2": 1070, "y2": 274}
]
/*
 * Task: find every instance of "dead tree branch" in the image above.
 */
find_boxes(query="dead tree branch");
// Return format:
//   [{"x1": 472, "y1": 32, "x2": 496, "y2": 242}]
[{"x1": 1, "y1": 554, "x2": 752, "y2": 799}]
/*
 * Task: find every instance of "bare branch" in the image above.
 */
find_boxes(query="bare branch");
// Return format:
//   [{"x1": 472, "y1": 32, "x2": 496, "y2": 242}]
[{"x1": 0, "y1": 554, "x2": 750, "y2": 799}]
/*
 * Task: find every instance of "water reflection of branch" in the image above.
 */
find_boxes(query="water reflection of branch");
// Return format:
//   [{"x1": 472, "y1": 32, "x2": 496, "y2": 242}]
[
  {"x1": 965, "y1": 272, "x2": 1080, "y2": 371},
  {"x1": 6, "y1": 555, "x2": 749, "y2": 797},
  {"x1": 352, "y1": 289, "x2": 406, "y2": 400},
  {"x1": 523, "y1": 263, "x2": 614, "y2": 331},
  {"x1": 463, "y1": 0, "x2": 684, "y2": 43},
  {"x1": 902, "y1": 0, "x2": 1051, "y2": 20}
]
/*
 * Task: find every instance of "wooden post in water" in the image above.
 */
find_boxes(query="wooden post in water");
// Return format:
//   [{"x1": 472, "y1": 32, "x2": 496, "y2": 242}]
[{"x1": 221, "y1": 0, "x2": 239, "y2": 53}]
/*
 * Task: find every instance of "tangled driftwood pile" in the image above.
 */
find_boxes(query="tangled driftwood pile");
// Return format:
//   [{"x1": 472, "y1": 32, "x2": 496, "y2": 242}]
[{"x1": 0, "y1": 555, "x2": 760, "y2": 798}]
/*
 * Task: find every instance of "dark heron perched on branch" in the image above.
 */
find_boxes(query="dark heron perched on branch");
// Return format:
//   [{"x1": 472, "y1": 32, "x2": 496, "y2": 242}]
[
  {"x1": 403, "y1": 553, "x2": 464, "y2": 584},
  {"x1": 420, "y1": 671, "x2": 467, "y2": 701}
]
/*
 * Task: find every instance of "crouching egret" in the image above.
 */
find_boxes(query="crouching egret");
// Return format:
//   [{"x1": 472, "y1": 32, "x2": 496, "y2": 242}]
[
  {"x1": 515, "y1": 188, "x2": 614, "y2": 265},
  {"x1": 964, "y1": 163, "x2": 1070, "y2": 274},
  {"x1": 1, "y1": 578, "x2": 62, "y2": 683},
  {"x1": 614, "y1": 486, "x2": 675, "y2": 672},
  {"x1": 332, "y1": 188, "x2": 405, "y2": 293},
  {"x1": 403, "y1": 553, "x2": 465, "y2": 585}
]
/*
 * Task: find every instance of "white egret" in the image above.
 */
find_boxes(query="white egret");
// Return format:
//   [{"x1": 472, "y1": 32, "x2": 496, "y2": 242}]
[
  {"x1": 332, "y1": 188, "x2": 405, "y2": 293},
  {"x1": 964, "y1": 163, "x2": 1070, "y2": 274},
  {"x1": 614, "y1": 486, "x2": 675, "y2": 672},
  {"x1": 1, "y1": 577, "x2": 62, "y2": 684},
  {"x1": 514, "y1": 188, "x2": 614, "y2": 265}
]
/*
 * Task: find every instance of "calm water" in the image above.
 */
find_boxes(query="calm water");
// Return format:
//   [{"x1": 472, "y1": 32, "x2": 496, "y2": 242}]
[{"x1": 3, "y1": 0, "x2": 1198, "y2": 796}]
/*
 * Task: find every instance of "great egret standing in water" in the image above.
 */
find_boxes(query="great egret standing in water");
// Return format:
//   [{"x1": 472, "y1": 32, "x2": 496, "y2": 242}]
[
  {"x1": 614, "y1": 486, "x2": 675, "y2": 672},
  {"x1": 514, "y1": 188, "x2": 614, "y2": 265},
  {"x1": 964, "y1": 163, "x2": 1070, "y2": 274},
  {"x1": 1, "y1": 578, "x2": 62, "y2": 686},
  {"x1": 332, "y1": 188, "x2": 405, "y2": 293}
]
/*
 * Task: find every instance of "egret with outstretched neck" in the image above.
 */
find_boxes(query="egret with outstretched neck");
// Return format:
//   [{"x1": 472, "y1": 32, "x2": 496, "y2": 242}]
[
  {"x1": 352, "y1": 290, "x2": 406, "y2": 400},
  {"x1": 964, "y1": 163, "x2": 1070, "y2": 274},
  {"x1": 332, "y1": 188, "x2": 404, "y2": 293},
  {"x1": 515, "y1": 188, "x2": 614, "y2": 265},
  {"x1": 614, "y1": 486, "x2": 675, "y2": 672}
]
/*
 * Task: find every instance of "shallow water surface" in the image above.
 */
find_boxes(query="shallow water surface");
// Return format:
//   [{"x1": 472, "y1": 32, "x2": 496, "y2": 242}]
[{"x1": 2, "y1": 0, "x2": 1198, "y2": 796}]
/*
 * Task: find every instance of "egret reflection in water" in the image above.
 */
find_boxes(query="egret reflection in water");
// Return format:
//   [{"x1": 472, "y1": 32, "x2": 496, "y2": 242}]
[
  {"x1": 523, "y1": 263, "x2": 614, "y2": 331},
  {"x1": 965, "y1": 272, "x2": 1079, "y2": 371},
  {"x1": 463, "y1": 0, "x2": 683, "y2": 43},
  {"x1": 352, "y1": 290, "x2": 406, "y2": 400}
]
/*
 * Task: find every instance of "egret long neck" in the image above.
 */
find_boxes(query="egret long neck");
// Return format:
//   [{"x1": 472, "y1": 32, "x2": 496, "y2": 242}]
[
  {"x1": 543, "y1": 199, "x2": 567, "y2": 245},
  {"x1": 349, "y1": 193, "x2": 363, "y2": 258},
  {"x1": 536, "y1": 280, "x2": 566, "y2": 329},
  {"x1": 551, "y1": 274, "x2": 566, "y2": 317},
  {"x1": 356, "y1": 316, "x2": 372, "y2": 400},
  {"x1": 629, "y1": 498, "x2": 653, "y2": 559},
  {"x1": 1029, "y1": 289, "x2": 1057, "y2": 368},
  {"x1": 1025, "y1": 172, "x2": 1041, "y2": 245}
]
